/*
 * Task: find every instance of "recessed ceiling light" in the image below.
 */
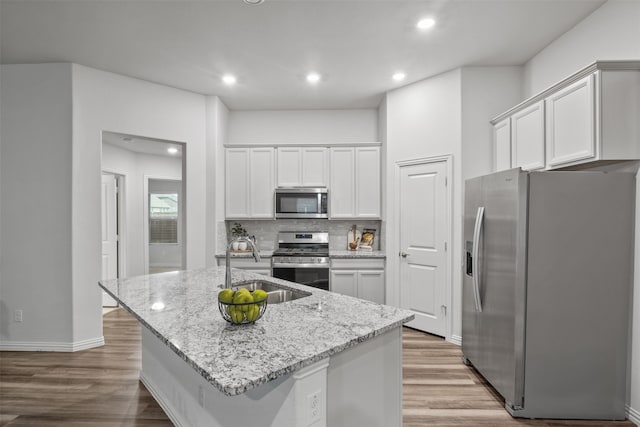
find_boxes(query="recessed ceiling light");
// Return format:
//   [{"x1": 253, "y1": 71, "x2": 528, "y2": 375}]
[
  {"x1": 392, "y1": 72, "x2": 406, "y2": 81},
  {"x1": 222, "y1": 74, "x2": 237, "y2": 85},
  {"x1": 243, "y1": 0, "x2": 264, "y2": 4},
  {"x1": 417, "y1": 17, "x2": 436, "y2": 30},
  {"x1": 306, "y1": 73, "x2": 321, "y2": 84},
  {"x1": 167, "y1": 147, "x2": 179, "y2": 155}
]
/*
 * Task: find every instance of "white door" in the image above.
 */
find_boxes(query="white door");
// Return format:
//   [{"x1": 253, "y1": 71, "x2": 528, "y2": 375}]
[
  {"x1": 399, "y1": 160, "x2": 449, "y2": 336},
  {"x1": 101, "y1": 174, "x2": 118, "y2": 306}
]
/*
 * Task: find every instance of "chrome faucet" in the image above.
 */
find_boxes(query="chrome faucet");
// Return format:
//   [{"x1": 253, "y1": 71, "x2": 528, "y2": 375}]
[{"x1": 225, "y1": 236, "x2": 260, "y2": 289}]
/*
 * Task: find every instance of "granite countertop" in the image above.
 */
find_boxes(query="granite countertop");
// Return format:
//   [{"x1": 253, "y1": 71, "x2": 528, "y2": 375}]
[
  {"x1": 330, "y1": 250, "x2": 386, "y2": 258},
  {"x1": 215, "y1": 250, "x2": 273, "y2": 258},
  {"x1": 214, "y1": 250, "x2": 386, "y2": 259},
  {"x1": 99, "y1": 267, "x2": 412, "y2": 397}
]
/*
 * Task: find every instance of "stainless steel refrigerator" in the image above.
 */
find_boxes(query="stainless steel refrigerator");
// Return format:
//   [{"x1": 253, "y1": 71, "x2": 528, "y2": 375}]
[{"x1": 462, "y1": 168, "x2": 634, "y2": 420}]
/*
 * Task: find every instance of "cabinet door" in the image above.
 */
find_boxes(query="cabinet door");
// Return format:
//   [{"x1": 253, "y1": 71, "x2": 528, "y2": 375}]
[
  {"x1": 301, "y1": 147, "x2": 328, "y2": 186},
  {"x1": 357, "y1": 270, "x2": 385, "y2": 304},
  {"x1": 511, "y1": 101, "x2": 545, "y2": 171},
  {"x1": 494, "y1": 118, "x2": 511, "y2": 171},
  {"x1": 250, "y1": 148, "x2": 275, "y2": 218},
  {"x1": 276, "y1": 147, "x2": 302, "y2": 187},
  {"x1": 330, "y1": 270, "x2": 357, "y2": 297},
  {"x1": 225, "y1": 148, "x2": 250, "y2": 218},
  {"x1": 329, "y1": 148, "x2": 356, "y2": 218},
  {"x1": 355, "y1": 147, "x2": 381, "y2": 218},
  {"x1": 546, "y1": 74, "x2": 595, "y2": 168}
]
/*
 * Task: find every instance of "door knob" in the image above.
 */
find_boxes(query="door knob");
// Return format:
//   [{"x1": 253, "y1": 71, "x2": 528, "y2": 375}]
[{"x1": 400, "y1": 251, "x2": 409, "y2": 258}]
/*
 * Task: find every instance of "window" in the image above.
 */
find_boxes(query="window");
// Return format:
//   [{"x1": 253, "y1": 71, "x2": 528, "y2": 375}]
[{"x1": 149, "y1": 193, "x2": 178, "y2": 243}]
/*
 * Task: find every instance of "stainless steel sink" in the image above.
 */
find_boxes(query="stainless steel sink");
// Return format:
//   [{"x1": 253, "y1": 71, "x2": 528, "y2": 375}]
[{"x1": 232, "y1": 280, "x2": 311, "y2": 304}]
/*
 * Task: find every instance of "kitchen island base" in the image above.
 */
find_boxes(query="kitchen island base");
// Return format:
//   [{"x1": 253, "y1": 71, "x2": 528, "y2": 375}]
[{"x1": 140, "y1": 326, "x2": 402, "y2": 427}]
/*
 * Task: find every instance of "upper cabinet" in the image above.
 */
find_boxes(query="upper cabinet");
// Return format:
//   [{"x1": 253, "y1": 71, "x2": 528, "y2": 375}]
[
  {"x1": 330, "y1": 146, "x2": 381, "y2": 219},
  {"x1": 492, "y1": 61, "x2": 640, "y2": 172},
  {"x1": 493, "y1": 118, "x2": 511, "y2": 171},
  {"x1": 276, "y1": 147, "x2": 328, "y2": 187},
  {"x1": 225, "y1": 147, "x2": 275, "y2": 219},
  {"x1": 511, "y1": 100, "x2": 545, "y2": 171}
]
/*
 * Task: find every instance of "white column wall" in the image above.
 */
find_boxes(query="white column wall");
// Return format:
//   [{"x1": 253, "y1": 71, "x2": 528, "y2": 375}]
[
  {"x1": 0, "y1": 63, "x2": 74, "y2": 347},
  {"x1": 384, "y1": 69, "x2": 462, "y2": 341}
]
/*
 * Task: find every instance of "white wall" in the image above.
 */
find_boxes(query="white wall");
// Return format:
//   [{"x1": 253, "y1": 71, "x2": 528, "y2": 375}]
[
  {"x1": 457, "y1": 66, "x2": 523, "y2": 340},
  {"x1": 524, "y1": 0, "x2": 640, "y2": 97},
  {"x1": 206, "y1": 96, "x2": 229, "y2": 264},
  {"x1": 227, "y1": 109, "x2": 378, "y2": 145},
  {"x1": 524, "y1": 0, "x2": 640, "y2": 420},
  {"x1": 72, "y1": 64, "x2": 208, "y2": 343},
  {"x1": 0, "y1": 63, "x2": 75, "y2": 348},
  {"x1": 384, "y1": 69, "x2": 462, "y2": 341},
  {"x1": 102, "y1": 143, "x2": 182, "y2": 275}
]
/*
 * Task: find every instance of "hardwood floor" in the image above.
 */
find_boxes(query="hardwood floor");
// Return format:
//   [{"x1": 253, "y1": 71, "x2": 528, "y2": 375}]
[
  {"x1": 0, "y1": 310, "x2": 635, "y2": 426},
  {"x1": 402, "y1": 327, "x2": 635, "y2": 427}
]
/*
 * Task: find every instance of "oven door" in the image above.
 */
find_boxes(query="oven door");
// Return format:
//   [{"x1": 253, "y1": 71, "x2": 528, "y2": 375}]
[{"x1": 271, "y1": 262, "x2": 329, "y2": 291}]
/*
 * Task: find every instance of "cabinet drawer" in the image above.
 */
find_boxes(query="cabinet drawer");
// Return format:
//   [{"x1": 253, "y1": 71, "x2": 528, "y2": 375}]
[
  {"x1": 331, "y1": 258, "x2": 385, "y2": 270},
  {"x1": 217, "y1": 257, "x2": 271, "y2": 270}
]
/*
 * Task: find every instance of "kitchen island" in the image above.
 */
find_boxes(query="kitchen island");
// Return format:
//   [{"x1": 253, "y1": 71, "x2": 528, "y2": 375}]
[{"x1": 99, "y1": 267, "x2": 413, "y2": 427}]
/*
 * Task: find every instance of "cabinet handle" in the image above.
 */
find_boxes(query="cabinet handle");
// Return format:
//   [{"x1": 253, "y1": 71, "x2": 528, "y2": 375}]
[{"x1": 400, "y1": 251, "x2": 409, "y2": 258}]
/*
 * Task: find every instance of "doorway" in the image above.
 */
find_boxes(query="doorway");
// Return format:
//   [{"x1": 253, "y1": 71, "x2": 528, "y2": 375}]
[
  {"x1": 396, "y1": 156, "x2": 452, "y2": 337},
  {"x1": 101, "y1": 131, "x2": 185, "y2": 285},
  {"x1": 144, "y1": 178, "x2": 184, "y2": 274},
  {"x1": 101, "y1": 172, "x2": 122, "y2": 307}
]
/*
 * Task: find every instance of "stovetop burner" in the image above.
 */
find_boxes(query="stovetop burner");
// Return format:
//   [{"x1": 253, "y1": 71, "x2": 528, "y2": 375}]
[{"x1": 272, "y1": 231, "x2": 330, "y2": 259}]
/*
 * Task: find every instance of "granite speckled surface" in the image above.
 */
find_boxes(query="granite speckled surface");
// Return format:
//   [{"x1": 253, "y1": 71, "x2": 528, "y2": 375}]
[
  {"x1": 330, "y1": 250, "x2": 386, "y2": 258},
  {"x1": 99, "y1": 267, "x2": 412, "y2": 397}
]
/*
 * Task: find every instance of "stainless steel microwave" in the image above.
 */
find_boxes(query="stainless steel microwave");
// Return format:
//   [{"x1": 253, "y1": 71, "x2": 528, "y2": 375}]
[{"x1": 274, "y1": 187, "x2": 328, "y2": 219}]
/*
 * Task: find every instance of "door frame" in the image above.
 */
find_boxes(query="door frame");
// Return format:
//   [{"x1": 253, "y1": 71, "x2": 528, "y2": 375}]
[
  {"x1": 393, "y1": 155, "x2": 453, "y2": 339},
  {"x1": 143, "y1": 175, "x2": 185, "y2": 274},
  {"x1": 101, "y1": 169, "x2": 126, "y2": 280}
]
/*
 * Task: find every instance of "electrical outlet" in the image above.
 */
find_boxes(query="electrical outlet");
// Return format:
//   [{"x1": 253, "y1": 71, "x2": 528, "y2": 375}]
[
  {"x1": 14, "y1": 309, "x2": 23, "y2": 322},
  {"x1": 198, "y1": 385, "x2": 205, "y2": 407},
  {"x1": 307, "y1": 390, "x2": 321, "y2": 425}
]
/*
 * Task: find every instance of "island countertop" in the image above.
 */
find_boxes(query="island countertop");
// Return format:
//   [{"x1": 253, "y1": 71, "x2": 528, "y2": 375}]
[{"x1": 99, "y1": 267, "x2": 413, "y2": 397}]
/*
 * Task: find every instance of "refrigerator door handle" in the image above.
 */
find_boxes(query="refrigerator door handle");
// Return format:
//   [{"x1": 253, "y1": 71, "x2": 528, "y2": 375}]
[{"x1": 472, "y1": 206, "x2": 485, "y2": 312}]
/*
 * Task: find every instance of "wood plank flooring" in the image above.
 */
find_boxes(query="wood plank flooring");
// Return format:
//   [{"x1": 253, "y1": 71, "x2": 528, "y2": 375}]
[{"x1": 0, "y1": 309, "x2": 635, "y2": 426}]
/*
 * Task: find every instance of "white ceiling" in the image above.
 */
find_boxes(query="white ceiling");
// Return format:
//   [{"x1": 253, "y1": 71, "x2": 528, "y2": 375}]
[
  {"x1": 1, "y1": 0, "x2": 606, "y2": 110},
  {"x1": 103, "y1": 131, "x2": 184, "y2": 158}
]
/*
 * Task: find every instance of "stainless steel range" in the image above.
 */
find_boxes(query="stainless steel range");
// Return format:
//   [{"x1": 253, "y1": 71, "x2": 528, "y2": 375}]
[{"x1": 271, "y1": 231, "x2": 329, "y2": 291}]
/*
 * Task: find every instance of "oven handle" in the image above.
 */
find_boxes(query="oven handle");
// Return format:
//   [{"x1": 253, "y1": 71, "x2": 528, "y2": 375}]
[{"x1": 271, "y1": 262, "x2": 330, "y2": 269}]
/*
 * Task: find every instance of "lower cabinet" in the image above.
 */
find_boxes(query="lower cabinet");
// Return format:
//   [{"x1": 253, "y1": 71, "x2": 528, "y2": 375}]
[{"x1": 330, "y1": 258, "x2": 385, "y2": 304}]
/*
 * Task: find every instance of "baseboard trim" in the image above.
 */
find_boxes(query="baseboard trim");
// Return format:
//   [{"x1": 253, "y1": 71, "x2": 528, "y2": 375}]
[
  {"x1": 626, "y1": 404, "x2": 640, "y2": 426},
  {"x1": 448, "y1": 334, "x2": 462, "y2": 346},
  {"x1": 140, "y1": 372, "x2": 185, "y2": 427},
  {"x1": 0, "y1": 336, "x2": 104, "y2": 352}
]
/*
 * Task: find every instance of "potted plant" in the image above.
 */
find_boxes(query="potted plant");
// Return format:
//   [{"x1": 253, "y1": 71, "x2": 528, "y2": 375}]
[{"x1": 230, "y1": 222, "x2": 248, "y2": 251}]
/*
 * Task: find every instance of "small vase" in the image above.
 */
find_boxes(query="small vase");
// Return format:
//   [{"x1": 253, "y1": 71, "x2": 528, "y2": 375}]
[
  {"x1": 238, "y1": 242, "x2": 248, "y2": 251},
  {"x1": 232, "y1": 241, "x2": 240, "y2": 251}
]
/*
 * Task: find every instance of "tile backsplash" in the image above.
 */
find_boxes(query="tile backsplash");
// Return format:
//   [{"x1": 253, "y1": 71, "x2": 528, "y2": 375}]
[{"x1": 218, "y1": 219, "x2": 383, "y2": 252}]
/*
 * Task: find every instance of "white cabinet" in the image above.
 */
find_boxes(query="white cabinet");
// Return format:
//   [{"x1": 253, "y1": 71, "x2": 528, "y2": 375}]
[
  {"x1": 511, "y1": 101, "x2": 545, "y2": 171},
  {"x1": 492, "y1": 61, "x2": 640, "y2": 172},
  {"x1": 545, "y1": 74, "x2": 595, "y2": 168},
  {"x1": 329, "y1": 147, "x2": 381, "y2": 219},
  {"x1": 225, "y1": 148, "x2": 275, "y2": 219},
  {"x1": 330, "y1": 258, "x2": 385, "y2": 304},
  {"x1": 276, "y1": 147, "x2": 328, "y2": 187},
  {"x1": 493, "y1": 118, "x2": 511, "y2": 171}
]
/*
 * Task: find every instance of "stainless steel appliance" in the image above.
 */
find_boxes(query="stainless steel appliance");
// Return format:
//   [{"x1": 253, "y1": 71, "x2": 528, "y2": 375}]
[
  {"x1": 274, "y1": 187, "x2": 328, "y2": 219},
  {"x1": 271, "y1": 231, "x2": 329, "y2": 290},
  {"x1": 463, "y1": 168, "x2": 634, "y2": 420}
]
